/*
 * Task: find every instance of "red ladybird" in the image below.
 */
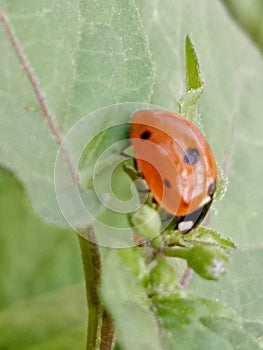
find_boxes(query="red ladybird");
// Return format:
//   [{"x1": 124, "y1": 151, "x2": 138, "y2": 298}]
[{"x1": 130, "y1": 110, "x2": 217, "y2": 233}]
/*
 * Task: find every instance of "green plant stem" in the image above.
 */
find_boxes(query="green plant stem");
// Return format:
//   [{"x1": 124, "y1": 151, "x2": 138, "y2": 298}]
[
  {"x1": 78, "y1": 227, "x2": 103, "y2": 350},
  {"x1": 163, "y1": 247, "x2": 189, "y2": 259},
  {"x1": 179, "y1": 267, "x2": 193, "y2": 288}
]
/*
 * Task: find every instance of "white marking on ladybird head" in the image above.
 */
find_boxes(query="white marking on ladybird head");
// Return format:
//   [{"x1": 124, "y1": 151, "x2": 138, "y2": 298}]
[
  {"x1": 178, "y1": 221, "x2": 194, "y2": 233},
  {"x1": 199, "y1": 196, "x2": 212, "y2": 207}
]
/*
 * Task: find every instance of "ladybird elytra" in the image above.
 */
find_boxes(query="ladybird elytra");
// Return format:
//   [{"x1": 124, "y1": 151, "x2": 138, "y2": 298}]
[{"x1": 130, "y1": 110, "x2": 217, "y2": 228}]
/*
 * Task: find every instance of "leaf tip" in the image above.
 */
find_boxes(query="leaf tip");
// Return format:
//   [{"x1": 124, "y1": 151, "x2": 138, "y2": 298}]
[{"x1": 185, "y1": 34, "x2": 204, "y2": 91}]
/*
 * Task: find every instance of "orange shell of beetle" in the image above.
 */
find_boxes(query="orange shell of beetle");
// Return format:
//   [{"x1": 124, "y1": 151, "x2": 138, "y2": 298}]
[{"x1": 130, "y1": 110, "x2": 217, "y2": 217}]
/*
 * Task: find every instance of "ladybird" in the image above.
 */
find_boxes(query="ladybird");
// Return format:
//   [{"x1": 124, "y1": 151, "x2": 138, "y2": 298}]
[{"x1": 130, "y1": 110, "x2": 217, "y2": 233}]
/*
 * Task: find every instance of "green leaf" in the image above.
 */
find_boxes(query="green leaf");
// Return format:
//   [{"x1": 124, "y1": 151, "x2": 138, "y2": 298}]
[
  {"x1": 201, "y1": 317, "x2": 260, "y2": 350},
  {"x1": 178, "y1": 36, "x2": 204, "y2": 124},
  {"x1": 185, "y1": 227, "x2": 235, "y2": 250},
  {"x1": 185, "y1": 35, "x2": 203, "y2": 91},
  {"x1": 0, "y1": 102, "x2": 59, "y2": 224},
  {"x1": 0, "y1": 101, "x2": 107, "y2": 226},
  {"x1": 101, "y1": 249, "x2": 162, "y2": 350},
  {"x1": 243, "y1": 321, "x2": 263, "y2": 346},
  {"x1": 0, "y1": 1, "x2": 154, "y2": 129},
  {"x1": 0, "y1": 1, "x2": 154, "y2": 225},
  {"x1": 78, "y1": 126, "x2": 129, "y2": 190},
  {"x1": 154, "y1": 296, "x2": 260, "y2": 350},
  {"x1": 117, "y1": 246, "x2": 146, "y2": 278},
  {"x1": 64, "y1": 0, "x2": 154, "y2": 129},
  {"x1": 0, "y1": 285, "x2": 86, "y2": 349},
  {"x1": 77, "y1": 103, "x2": 146, "y2": 189},
  {"x1": 0, "y1": 1, "x2": 82, "y2": 126}
]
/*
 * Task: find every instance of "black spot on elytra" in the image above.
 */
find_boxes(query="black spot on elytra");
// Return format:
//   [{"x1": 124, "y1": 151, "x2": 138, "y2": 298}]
[
  {"x1": 183, "y1": 148, "x2": 200, "y2": 165},
  {"x1": 208, "y1": 182, "x2": 216, "y2": 196},
  {"x1": 164, "y1": 178, "x2": 172, "y2": 188},
  {"x1": 140, "y1": 130, "x2": 151, "y2": 139}
]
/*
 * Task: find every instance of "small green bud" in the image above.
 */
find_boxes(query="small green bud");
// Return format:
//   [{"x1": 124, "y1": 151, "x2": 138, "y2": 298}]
[
  {"x1": 147, "y1": 259, "x2": 177, "y2": 295},
  {"x1": 128, "y1": 205, "x2": 161, "y2": 239},
  {"x1": 187, "y1": 245, "x2": 228, "y2": 280}
]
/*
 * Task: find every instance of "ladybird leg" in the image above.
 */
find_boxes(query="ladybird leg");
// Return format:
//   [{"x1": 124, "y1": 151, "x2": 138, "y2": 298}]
[
  {"x1": 123, "y1": 164, "x2": 147, "y2": 189},
  {"x1": 122, "y1": 161, "x2": 152, "y2": 205},
  {"x1": 120, "y1": 150, "x2": 143, "y2": 176},
  {"x1": 133, "y1": 159, "x2": 145, "y2": 181},
  {"x1": 161, "y1": 215, "x2": 178, "y2": 232},
  {"x1": 162, "y1": 214, "x2": 174, "y2": 223},
  {"x1": 119, "y1": 150, "x2": 134, "y2": 158},
  {"x1": 137, "y1": 188, "x2": 150, "y2": 193},
  {"x1": 152, "y1": 196, "x2": 158, "y2": 204},
  {"x1": 133, "y1": 157, "x2": 138, "y2": 172}
]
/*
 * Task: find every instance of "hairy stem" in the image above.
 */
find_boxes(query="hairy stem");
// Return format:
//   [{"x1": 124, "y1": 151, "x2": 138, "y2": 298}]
[
  {"x1": 78, "y1": 228, "x2": 102, "y2": 350},
  {"x1": 100, "y1": 309, "x2": 115, "y2": 350}
]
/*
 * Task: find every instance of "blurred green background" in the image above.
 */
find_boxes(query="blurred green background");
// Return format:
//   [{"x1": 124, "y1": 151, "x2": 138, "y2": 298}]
[
  {"x1": 0, "y1": 0, "x2": 262, "y2": 349},
  {"x1": 222, "y1": 0, "x2": 263, "y2": 52},
  {"x1": 0, "y1": 166, "x2": 86, "y2": 348}
]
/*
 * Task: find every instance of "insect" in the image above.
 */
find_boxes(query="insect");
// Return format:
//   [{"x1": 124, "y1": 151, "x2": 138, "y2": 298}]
[{"x1": 130, "y1": 110, "x2": 217, "y2": 233}]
